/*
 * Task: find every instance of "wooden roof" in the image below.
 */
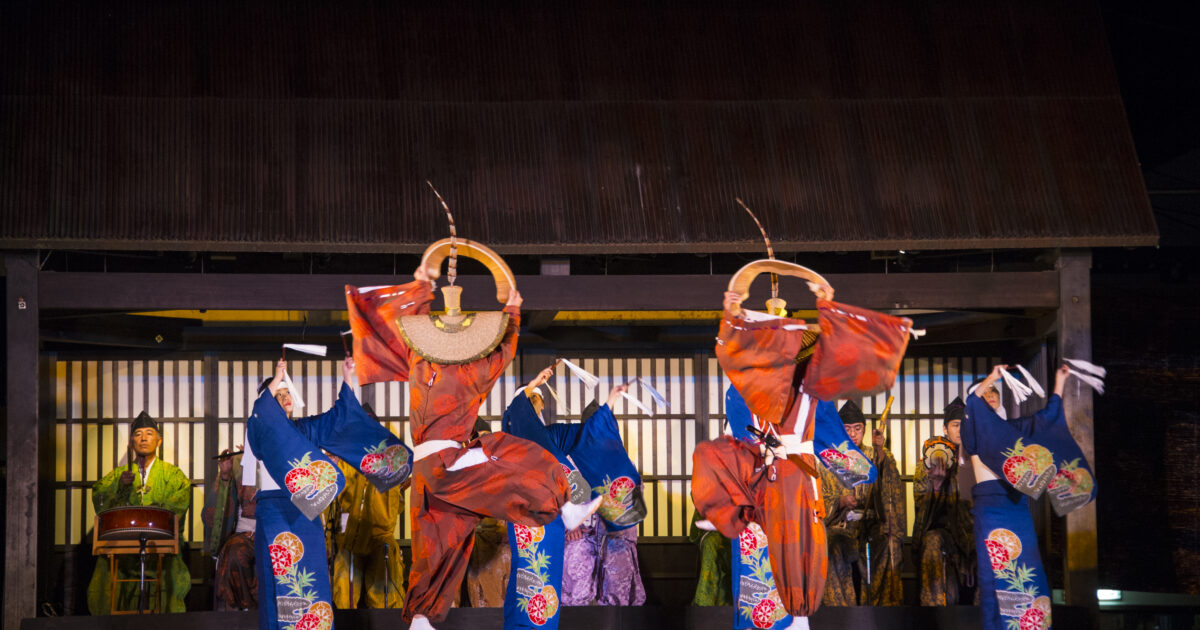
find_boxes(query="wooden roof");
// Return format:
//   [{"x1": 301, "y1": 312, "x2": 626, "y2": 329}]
[{"x1": 0, "y1": 1, "x2": 1157, "y2": 253}]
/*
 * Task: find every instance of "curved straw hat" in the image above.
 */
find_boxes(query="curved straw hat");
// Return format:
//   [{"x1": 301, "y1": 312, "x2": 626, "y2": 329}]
[{"x1": 398, "y1": 238, "x2": 517, "y2": 365}]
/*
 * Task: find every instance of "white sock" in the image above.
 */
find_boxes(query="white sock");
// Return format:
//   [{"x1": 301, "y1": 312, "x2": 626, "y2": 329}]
[
  {"x1": 562, "y1": 495, "x2": 603, "y2": 531},
  {"x1": 409, "y1": 614, "x2": 437, "y2": 630},
  {"x1": 786, "y1": 615, "x2": 809, "y2": 630},
  {"x1": 695, "y1": 519, "x2": 717, "y2": 531}
]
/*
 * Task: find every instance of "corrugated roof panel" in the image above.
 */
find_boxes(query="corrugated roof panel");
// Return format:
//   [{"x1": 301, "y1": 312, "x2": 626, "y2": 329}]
[{"x1": 0, "y1": 96, "x2": 1157, "y2": 251}]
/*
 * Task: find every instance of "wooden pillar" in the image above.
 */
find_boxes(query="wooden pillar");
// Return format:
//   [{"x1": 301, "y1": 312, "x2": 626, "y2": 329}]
[
  {"x1": 1056, "y1": 250, "x2": 1098, "y2": 613},
  {"x1": 5, "y1": 253, "x2": 40, "y2": 628}
]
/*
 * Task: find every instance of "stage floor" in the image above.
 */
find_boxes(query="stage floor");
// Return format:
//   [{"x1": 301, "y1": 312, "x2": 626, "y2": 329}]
[{"x1": 21, "y1": 605, "x2": 1090, "y2": 630}]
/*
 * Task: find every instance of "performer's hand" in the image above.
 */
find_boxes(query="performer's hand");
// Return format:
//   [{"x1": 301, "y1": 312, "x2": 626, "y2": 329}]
[
  {"x1": 872, "y1": 428, "x2": 885, "y2": 449},
  {"x1": 928, "y1": 464, "x2": 947, "y2": 489},
  {"x1": 839, "y1": 494, "x2": 857, "y2": 509},
  {"x1": 413, "y1": 265, "x2": 430, "y2": 284},
  {"x1": 566, "y1": 527, "x2": 585, "y2": 542},
  {"x1": 120, "y1": 470, "x2": 135, "y2": 486},
  {"x1": 342, "y1": 357, "x2": 355, "y2": 385},
  {"x1": 606, "y1": 383, "x2": 628, "y2": 408},
  {"x1": 1054, "y1": 364, "x2": 1070, "y2": 397},
  {"x1": 531, "y1": 365, "x2": 555, "y2": 388},
  {"x1": 723, "y1": 291, "x2": 744, "y2": 317},
  {"x1": 506, "y1": 289, "x2": 523, "y2": 309},
  {"x1": 218, "y1": 449, "x2": 235, "y2": 480}
]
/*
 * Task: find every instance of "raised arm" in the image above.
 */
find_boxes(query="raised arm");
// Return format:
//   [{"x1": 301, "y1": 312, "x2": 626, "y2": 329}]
[
  {"x1": 481, "y1": 289, "x2": 523, "y2": 385},
  {"x1": 715, "y1": 291, "x2": 812, "y2": 427}
]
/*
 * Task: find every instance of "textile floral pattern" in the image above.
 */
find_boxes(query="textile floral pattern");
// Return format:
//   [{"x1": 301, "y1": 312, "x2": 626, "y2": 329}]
[
  {"x1": 1047, "y1": 458, "x2": 1094, "y2": 516},
  {"x1": 269, "y1": 532, "x2": 333, "y2": 630},
  {"x1": 593, "y1": 475, "x2": 646, "y2": 527},
  {"x1": 985, "y1": 528, "x2": 1051, "y2": 630},
  {"x1": 1000, "y1": 439, "x2": 1056, "y2": 499},
  {"x1": 736, "y1": 523, "x2": 790, "y2": 629},
  {"x1": 359, "y1": 439, "x2": 412, "y2": 487},
  {"x1": 512, "y1": 524, "x2": 560, "y2": 626},
  {"x1": 818, "y1": 440, "x2": 873, "y2": 488},
  {"x1": 284, "y1": 452, "x2": 340, "y2": 519}
]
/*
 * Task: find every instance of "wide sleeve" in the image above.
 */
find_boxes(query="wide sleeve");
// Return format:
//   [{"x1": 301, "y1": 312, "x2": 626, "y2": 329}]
[
  {"x1": 714, "y1": 308, "x2": 811, "y2": 427},
  {"x1": 480, "y1": 304, "x2": 522, "y2": 386},
  {"x1": 877, "y1": 449, "x2": 906, "y2": 538},
  {"x1": 157, "y1": 464, "x2": 193, "y2": 518},
  {"x1": 821, "y1": 467, "x2": 849, "y2": 526},
  {"x1": 93, "y1": 467, "x2": 134, "y2": 512},
  {"x1": 347, "y1": 280, "x2": 433, "y2": 385},
  {"x1": 501, "y1": 392, "x2": 561, "y2": 460},
  {"x1": 1029, "y1": 394, "x2": 1064, "y2": 433},
  {"x1": 293, "y1": 382, "x2": 361, "y2": 444}
]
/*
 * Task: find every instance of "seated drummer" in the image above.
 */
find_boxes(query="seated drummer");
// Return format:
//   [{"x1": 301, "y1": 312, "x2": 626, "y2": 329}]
[{"x1": 88, "y1": 411, "x2": 192, "y2": 614}]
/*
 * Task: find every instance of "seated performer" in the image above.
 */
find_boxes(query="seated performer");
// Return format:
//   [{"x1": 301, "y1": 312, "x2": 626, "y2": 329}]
[
  {"x1": 346, "y1": 267, "x2": 600, "y2": 630},
  {"x1": 465, "y1": 420, "x2": 511, "y2": 609},
  {"x1": 963, "y1": 363, "x2": 1096, "y2": 630},
  {"x1": 245, "y1": 357, "x2": 412, "y2": 630},
  {"x1": 820, "y1": 401, "x2": 905, "y2": 606},
  {"x1": 327, "y1": 454, "x2": 406, "y2": 609},
  {"x1": 202, "y1": 446, "x2": 258, "y2": 611},
  {"x1": 689, "y1": 511, "x2": 733, "y2": 607},
  {"x1": 912, "y1": 398, "x2": 975, "y2": 606},
  {"x1": 88, "y1": 411, "x2": 192, "y2": 614}
]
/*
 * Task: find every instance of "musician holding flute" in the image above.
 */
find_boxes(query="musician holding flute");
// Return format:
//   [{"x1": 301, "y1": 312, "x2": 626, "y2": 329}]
[
  {"x1": 203, "y1": 446, "x2": 259, "y2": 611},
  {"x1": 88, "y1": 411, "x2": 192, "y2": 614}
]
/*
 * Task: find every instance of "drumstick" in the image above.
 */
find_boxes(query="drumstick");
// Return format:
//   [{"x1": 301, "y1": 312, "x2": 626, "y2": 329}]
[{"x1": 212, "y1": 451, "x2": 245, "y2": 461}]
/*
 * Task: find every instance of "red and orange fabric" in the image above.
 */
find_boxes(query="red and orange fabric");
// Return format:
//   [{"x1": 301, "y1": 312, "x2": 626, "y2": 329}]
[
  {"x1": 696, "y1": 307, "x2": 829, "y2": 618},
  {"x1": 346, "y1": 280, "x2": 570, "y2": 624},
  {"x1": 803, "y1": 299, "x2": 914, "y2": 401}
]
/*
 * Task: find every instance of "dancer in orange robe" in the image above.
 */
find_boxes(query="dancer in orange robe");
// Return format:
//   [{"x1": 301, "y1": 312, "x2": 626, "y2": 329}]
[
  {"x1": 692, "y1": 291, "x2": 828, "y2": 629},
  {"x1": 347, "y1": 267, "x2": 598, "y2": 630}
]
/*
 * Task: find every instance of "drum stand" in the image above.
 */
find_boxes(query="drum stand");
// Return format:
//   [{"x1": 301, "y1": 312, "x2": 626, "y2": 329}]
[
  {"x1": 137, "y1": 534, "x2": 149, "y2": 614},
  {"x1": 92, "y1": 514, "x2": 179, "y2": 615}
]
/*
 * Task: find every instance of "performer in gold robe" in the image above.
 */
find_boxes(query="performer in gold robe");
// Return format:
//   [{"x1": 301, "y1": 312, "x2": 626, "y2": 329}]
[
  {"x1": 327, "y1": 457, "x2": 407, "y2": 609},
  {"x1": 821, "y1": 401, "x2": 905, "y2": 606}
]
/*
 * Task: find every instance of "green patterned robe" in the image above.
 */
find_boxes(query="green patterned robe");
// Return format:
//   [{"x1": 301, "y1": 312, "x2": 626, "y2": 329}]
[
  {"x1": 689, "y1": 512, "x2": 733, "y2": 606},
  {"x1": 88, "y1": 459, "x2": 192, "y2": 614},
  {"x1": 820, "y1": 444, "x2": 905, "y2": 606}
]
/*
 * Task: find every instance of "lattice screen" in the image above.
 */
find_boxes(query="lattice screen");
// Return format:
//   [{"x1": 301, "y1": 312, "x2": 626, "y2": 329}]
[{"x1": 47, "y1": 351, "x2": 1015, "y2": 555}]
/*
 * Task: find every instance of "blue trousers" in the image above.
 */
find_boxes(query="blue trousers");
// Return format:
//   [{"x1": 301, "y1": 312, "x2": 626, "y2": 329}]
[
  {"x1": 505, "y1": 516, "x2": 566, "y2": 629},
  {"x1": 972, "y1": 481, "x2": 1052, "y2": 630},
  {"x1": 255, "y1": 490, "x2": 335, "y2": 630}
]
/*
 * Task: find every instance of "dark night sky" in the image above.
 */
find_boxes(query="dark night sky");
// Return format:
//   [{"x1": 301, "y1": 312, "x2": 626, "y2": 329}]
[{"x1": 1100, "y1": 0, "x2": 1200, "y2": 249}]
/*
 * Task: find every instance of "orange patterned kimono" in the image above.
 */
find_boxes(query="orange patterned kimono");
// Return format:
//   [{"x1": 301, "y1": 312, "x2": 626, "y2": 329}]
[
  {"x1": 347, "y1": 280, "x2": 569, "y2": 624},
  {"x1": 691, "y1": 308, "x2": 829, "y2": 618}
]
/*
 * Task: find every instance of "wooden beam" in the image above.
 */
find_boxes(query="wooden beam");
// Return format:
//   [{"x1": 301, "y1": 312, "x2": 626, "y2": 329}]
[
  {"x1": 5, "y1": 253, "x2": 40, "y2": 629},
  {"x1": 1057, "y1": 250, "x2": 1098, "y2": 617},
  {"x1": 39, "y1": 271, "x2": 1059, "y2": 311}
]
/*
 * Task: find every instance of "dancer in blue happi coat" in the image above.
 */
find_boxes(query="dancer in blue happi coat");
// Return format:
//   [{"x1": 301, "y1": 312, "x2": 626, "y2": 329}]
[
  {"x1": 962, "y1": 363, "x2": 1097, "y2": 630},
  {"x1": 721, "y1": 385, "x2": 877, "y2": 630},
  {"x1": 245, "y1": 357, "x2": 412, "y2": 630}
]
